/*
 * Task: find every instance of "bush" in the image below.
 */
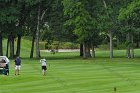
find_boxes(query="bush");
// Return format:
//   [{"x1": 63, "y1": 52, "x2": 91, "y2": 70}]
[
  {"x1": 39, "y1": 42, "x2": 46, "y2": 50},
  {"x1": 45, "y1": 41, "x2": 80, "y2": 50},
  {"x1": 116, "y1": 43, "x2": 126, "y2": 50},
  {"x1": 61, "y1": 42, "x2": 80, "y2": 49},
  {"x1": 22, "y1": 36, "x2": 33, "y2": 41},
  {"x1": 98, "y1": 44, "x2": 109, "y2": 50}
]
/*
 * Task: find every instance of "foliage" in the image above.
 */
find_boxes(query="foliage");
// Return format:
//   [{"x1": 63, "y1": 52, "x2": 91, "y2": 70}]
[
  {"x1": 63, "y1": 0, "x2": 94, "y2": 42},
  {"x1": 45, "y1": 41, "x2": 80, "y2": 49},
  {"x1": 46, "y1": 0, "x2": 65, "y2": 42},
  {"x1": 0, "y1": 0, "x2": 140, "y2": 58},
  {"x1": 118, "y1": 0, "x2": 140, "y2": 21},
  {"x1": 118, "y1": 0, "x2": 140, "y2": 33}
]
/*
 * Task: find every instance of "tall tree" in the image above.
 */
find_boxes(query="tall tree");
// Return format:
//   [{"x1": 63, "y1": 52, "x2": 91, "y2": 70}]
[
  {"x1": 118, "y1": 0, "x2": 139, "y2": 58},
  {"x1": 63, "y1": 0, "x2": 95, "y2": 58}
]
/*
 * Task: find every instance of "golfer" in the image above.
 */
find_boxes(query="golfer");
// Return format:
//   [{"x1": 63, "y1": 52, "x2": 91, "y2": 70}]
[
  {"x1": 15, "y1": 56, "x2": 21, "y2": 75},
  {"x1": 40, "y1": 58, "x2": 47, "y2": 76}
]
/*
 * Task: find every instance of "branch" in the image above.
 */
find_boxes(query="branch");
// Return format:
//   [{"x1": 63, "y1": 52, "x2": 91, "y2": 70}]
[
  {"x1": 102, "y1": 0, "x2": 107, "y2": 9},
  {"x1": 40, "y1": 8, "x2": 48, "y2": 21}
]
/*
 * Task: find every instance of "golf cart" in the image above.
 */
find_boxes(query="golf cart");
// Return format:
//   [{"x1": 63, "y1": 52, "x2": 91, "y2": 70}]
[{"x1": 0, "y1": 56, "x2": 9, "y2": 75}]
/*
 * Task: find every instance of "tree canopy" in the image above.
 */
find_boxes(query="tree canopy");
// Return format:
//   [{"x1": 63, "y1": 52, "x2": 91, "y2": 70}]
[{"x1": 0, "y1": 0, "x2": 140, "y2": 59}]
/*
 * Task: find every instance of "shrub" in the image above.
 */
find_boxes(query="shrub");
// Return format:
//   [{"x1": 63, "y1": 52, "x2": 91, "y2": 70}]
[
  {"x1": 45, "y1": 41, "x2": 80, "y2": 49},
  {"x1": 98, "y1": 44, "x2": 109, "y2": 50},
  {"x1": 116, "y1": 43, "x2": 126, "y2": 50},
  {"x1": 39, "y1": 42, "x2": 46, "y2": 50},
  {"x1": 60, "y1": 42, "x2": 79, "y2": 49}
]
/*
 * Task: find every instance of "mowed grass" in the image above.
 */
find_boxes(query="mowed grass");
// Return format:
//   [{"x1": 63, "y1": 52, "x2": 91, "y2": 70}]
[
  {"x1": 0, "y1": 52, "x2": 140, "y2": 93},
  {"x1": 1, "y1": 39, "x2": 140, "y2": 93}
]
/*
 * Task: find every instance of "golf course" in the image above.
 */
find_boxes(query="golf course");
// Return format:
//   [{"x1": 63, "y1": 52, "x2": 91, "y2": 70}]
[
  {"x1": 1, "y1": 40, "x2": 140, "y2": 93},
  {"x1": 0, "y1": 1, "x2": 140, "y2": 92}
]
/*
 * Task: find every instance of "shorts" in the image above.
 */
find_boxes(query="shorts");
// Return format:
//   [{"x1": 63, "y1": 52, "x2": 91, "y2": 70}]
[
  {"x1": 42, "y1": 66, "x2": 47, "y2": 70},
  {"x1": 15, "y1": 65, "x2": 21, "y2": 70}
]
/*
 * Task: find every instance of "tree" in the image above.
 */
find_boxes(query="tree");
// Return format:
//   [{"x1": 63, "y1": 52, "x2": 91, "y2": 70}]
[
  {"x1": 118, "y1": 0, "x2": 140, "y2": 58},
  {"x1": 0, "y1": 1, "x2": 19, "y2": 58},
  {"x1": 63, "y1": 0, "x2": 95, "y2": 58},
  {"x1": 23, "y1": 0, "x2": 53, "y2": 58}
]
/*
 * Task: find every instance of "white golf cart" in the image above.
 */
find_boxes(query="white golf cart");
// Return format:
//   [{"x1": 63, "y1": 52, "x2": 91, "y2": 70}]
[{"x1": 0, "y1": 56, "x2": 9, "y2": 75}]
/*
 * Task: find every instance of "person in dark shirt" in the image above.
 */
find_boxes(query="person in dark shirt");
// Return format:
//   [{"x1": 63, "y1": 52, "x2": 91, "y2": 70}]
[{"x1": 15, "y1": 56, "x2": 21, "y2": 75}]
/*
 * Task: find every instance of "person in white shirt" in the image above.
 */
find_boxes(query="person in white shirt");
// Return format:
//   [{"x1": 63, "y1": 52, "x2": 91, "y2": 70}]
[{"x1": 40, "y1": 58, "x2": 47, "y2": 76}]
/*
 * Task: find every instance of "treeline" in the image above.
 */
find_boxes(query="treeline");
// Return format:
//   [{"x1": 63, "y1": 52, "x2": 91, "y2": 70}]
[{"x1": 0, "y1": 0, "x2": 140, "y2": 59}]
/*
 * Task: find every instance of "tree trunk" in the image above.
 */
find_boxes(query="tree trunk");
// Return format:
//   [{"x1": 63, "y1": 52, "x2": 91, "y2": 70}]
[
  {"x1": 91, "y1": 42, "x2": 95, "y2": 58},
  {"x1": 83, "y1": 42, "x2": 86, "y2": 58},
  {"x1": 6, "y1": 36, "x2": 10, "y2": 57},
  {"x1": 0, "y1": 33, "x2": 3, "y2": 56},
  {"x1": 16, "y1": 34, "x2": 21, "y2": 56},
  {"x1": 83, "y1": 41, "x2": 91, "y2": 58},
  {"x1": 126, "y1": 32, "x2": 131, "y2": 58},
  {"x1": 9, "y1": 34, "x2": 14, "y2": 58},
  {"x1": 136, "y1": 42, "x2": 140, "y2": 48},
  {"x1": 30, "y1": 35, "x2": 35, "y2": 58},
  {"x1": 138, "y1": 32, "x2": 140, "y2": 48},
  {"x1": 87, "y1": 46, "x2": 91, "y2": 58},
  {"x1": 109, "y1": 30, "x2": 113, "y2": 58},
  {"x1": 116, "y1": 36, "x2": 120, "y2": 50},
  {"x1": 131, "y1": 34, "x2": 134, "y2": 58},
  {"x1": 80, "y1": 44, "x2": 83, "y2": 56},
  {"x1": 36, "y1": 3, "x2": 41, "y2": 58},
  {"x1": 136, "y1": 32, "x2": 140, "y2": 48}
]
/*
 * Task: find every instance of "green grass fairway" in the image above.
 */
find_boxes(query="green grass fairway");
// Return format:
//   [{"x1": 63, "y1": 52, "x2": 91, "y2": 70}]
[
  {"x1": 1, "y1": 38, "x2": 140, "y2": 93},
  {"x1": 0, "y1": 51, "x2": 140, "y2": 93}
]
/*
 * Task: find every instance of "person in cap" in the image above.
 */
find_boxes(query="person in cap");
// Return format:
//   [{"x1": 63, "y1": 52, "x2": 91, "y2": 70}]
[{"x1": 40, "y1": 58, "x2": 47, "y2": 76}]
